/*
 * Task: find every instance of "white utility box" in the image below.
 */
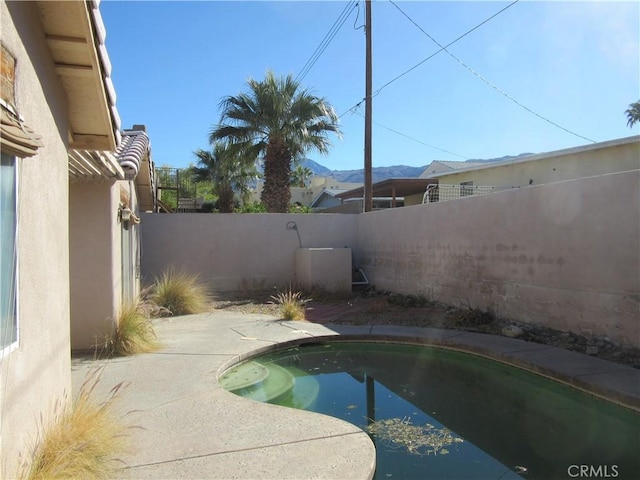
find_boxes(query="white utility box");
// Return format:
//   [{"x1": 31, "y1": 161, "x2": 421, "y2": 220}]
[{"x1": 295, "y1": 247, "x2": 352, "y2": 293}]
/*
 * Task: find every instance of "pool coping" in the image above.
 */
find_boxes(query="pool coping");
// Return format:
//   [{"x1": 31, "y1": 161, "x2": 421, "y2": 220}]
[
  {"x1": 221, "y1": 323, "x2": 640, "y2": 412},
  {"x1": 71, "y1": 312, "x2": 640, "y2": 480}
]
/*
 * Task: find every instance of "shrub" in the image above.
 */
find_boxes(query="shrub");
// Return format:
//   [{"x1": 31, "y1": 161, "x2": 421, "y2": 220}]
[
  {"x1": 152, "y1": 269, "x2": 210, "y2": 316},
  {"x1": 270, "y1": 287, "x2": 311, "y2": 321},
  {"x1": 20, "y1": 370, "x2": 129, "y2": 480},
  {"x1": 106, "y1": 301, "x2": 160, "y2": 356}
]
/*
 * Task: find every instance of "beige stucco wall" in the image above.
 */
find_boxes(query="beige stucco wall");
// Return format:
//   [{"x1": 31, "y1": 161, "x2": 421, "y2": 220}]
[
  {"x1": 432, "y1": 137, "x2": 639, "y2": 188},
  {"x1": 140, "y1": 214, "x2": 358, "y2": 292},
  {"x1": 357, "y1": 170, "x2": 640, "y2": 347},
  {"x1": 296, "y1": 247, "x2": 352, "y2": 293},
  {"x1": 1, "y1": 1, "x2": 71, "y2": 476},
  {"x1": 69, "y1": 178, "x2": 142, "y2": 350},
  {"x1": 69, "y1": 181, "x2": 118, "y2": 350}
]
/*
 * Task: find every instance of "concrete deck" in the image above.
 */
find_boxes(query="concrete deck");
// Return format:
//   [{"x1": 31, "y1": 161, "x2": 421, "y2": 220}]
[{"x1": 71, "y1": 312, "x2": 640, "y2": 479}]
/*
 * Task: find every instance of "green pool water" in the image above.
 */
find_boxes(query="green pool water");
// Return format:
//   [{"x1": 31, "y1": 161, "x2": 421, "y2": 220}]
[{"x1": 219, "y1": 342, "x2": 639, "y2": 480}]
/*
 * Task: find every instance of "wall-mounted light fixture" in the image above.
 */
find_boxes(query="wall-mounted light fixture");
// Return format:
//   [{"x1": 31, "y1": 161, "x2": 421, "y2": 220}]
[
  {"x1": 120, "y1": 206, "x2": 132, "y2": 223},
  {"x1": 118, "y1": 205, "x2": 141, "y2": 225}
]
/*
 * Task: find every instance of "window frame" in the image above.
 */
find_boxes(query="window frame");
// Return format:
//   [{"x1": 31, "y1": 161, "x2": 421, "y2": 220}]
[
  {"x1": 1, "y1": 151, "x2": 19, "y2": 356},
  {"x1": 460, "y1": 180, "x2": 474, "y2": 197}
]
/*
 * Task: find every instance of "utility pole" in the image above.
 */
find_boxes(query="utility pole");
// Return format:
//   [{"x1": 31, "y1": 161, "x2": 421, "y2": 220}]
[{"x1": 364, "y1": 0, "x2": 373, "y2": 212}]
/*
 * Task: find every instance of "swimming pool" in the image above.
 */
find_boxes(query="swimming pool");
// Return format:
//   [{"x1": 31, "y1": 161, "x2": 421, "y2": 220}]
[{"x1": 220, "y1": 341, "x2": 639, "y2": 480}]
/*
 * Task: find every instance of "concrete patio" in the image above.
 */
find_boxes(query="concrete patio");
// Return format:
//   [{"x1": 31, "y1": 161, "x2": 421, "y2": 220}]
[{"x1": 71, "y1": 312, "x2": 640, "y2": 480}]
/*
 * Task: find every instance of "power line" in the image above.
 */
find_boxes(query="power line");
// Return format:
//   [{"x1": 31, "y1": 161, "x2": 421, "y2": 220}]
[
  {"x1": 338, "y1": 1, "x2": 520, "y2": 121},
  {"x1": 295, "y1": 1, "x2": 358, "y2": 83},
  {"x1": 374, "y1": 120, "x2": 470, "y2": 159},
  {"x1": 389, "y1": 0, "x2": 596, "y2": 144},
  {"x1": 350, "y1": 106, "x2": 470, "y2": 159},
  {"x1": 375, "y1": 0, "x2": 520, "y2": 97}
]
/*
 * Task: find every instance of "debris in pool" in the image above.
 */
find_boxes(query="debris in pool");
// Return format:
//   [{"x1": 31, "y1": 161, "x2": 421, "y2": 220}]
[{"x1": 366, "y1": 417, "x2": 464, "y2": 456}]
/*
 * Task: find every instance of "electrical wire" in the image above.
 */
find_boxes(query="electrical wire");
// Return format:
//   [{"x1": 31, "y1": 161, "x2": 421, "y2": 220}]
[
  {"x1": 338, "y1": 1, "x2": 520, "y2": 122},
  {"x1": 375, "y1": 0, "x2": 520, "y2": 98},
  {"x1": 389, "y1": 0, "x2": 596, "y2": 144},
  {"x1": 375, "y1": 121, "x2": 470, "y2": 159},
  {"x1": 295, "y1": 1, "x2": 359, "y2": 83},
  {"x1": 352, "y1": 109, "x2": 470, "y2": 159}
]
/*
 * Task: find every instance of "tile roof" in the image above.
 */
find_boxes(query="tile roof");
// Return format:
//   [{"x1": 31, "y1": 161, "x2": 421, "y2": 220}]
[{"x1": 115, "y1": 128, "x2": 150, "y2": 178}]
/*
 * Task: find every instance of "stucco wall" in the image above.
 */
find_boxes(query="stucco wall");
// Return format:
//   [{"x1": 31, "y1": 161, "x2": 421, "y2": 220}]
[
  {"x1": 140, "y1": 214, "x2": 359, "y2": 291},
  {"x1": 0, "y1": 1, "x2": 71, "y2": 476},
  {"x1": 357, "y1": 170, "x2": 640, "y2": 347},
  {"x1": 69, "y1": 179, "x2": 142, "y2": 350},
  {"x1": 432, "y1": 137, "x2": 639, "y2": 188},
  {"x1": 69, "y1": 181, "x2": 118, "y2": 350}
]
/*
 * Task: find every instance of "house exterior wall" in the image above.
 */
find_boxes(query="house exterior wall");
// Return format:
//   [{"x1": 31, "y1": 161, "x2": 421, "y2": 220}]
[
  {"x1": 321, "y1": 200, "x2": 363, "y2": 214},
  {"x1": 430, "y1": 137, "x2": 639, "y2": 187},
  {"x1": 69, "y1": 178, "x2": 142, "y2": 350},
  {"x1": 357, "y1": 170, "x2": 640, "y2": 347},
  {"x1": 140, "y1": 214, "x2": 358, "y2": 292},
  {"x1": 0, "y1": 1, "x2": 71, "y2": 476},
  {"x1": 290, "y1": 186, "x2": 314, "y2": 206},
  {"x1": 69, "y1": 181, "x2": 118, "y2": 350},
  {"x1": 253, "y1": 177, "x2": 362, "y2": 208},
  {"x1": 404, "y1": 193, "x2": 424, "y2": 206}
]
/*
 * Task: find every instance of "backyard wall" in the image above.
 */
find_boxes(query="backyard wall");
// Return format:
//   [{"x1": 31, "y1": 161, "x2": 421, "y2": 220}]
[
  {"x1": 140, "y1": 213, "x2": 359, "y2": 292},
  {"x1": 140, "y1": 170, "x2": 639, "y2": 348},
  {"x1": 357, "y1": 170, "x2": 640, "y2": 347}
]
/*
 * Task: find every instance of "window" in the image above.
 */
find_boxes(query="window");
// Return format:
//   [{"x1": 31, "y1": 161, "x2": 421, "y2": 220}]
[
  {"x1": 460, "y1": 181, "x2": 474, "y2": 197},
  {"x1": 1, "y1": 152, "x2": 17, "y2": 351}
]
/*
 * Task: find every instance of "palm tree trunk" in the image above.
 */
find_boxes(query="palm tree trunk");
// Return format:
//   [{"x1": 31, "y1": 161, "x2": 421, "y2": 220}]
[
  {"x1": 218, "y1": 185, "x2": 235, "y2": 213},
  {"x1": 261, "y1": 138, "x2": 291, "y2": 213}
]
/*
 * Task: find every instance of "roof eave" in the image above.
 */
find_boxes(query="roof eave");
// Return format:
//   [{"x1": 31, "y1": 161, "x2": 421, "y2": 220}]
[{"x1": 38, "y1": 1, "x2": 120, "y2": 156}]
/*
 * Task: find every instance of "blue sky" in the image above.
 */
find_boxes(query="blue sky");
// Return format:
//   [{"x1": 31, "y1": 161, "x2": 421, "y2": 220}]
[{"x1": 101, "y1": 1, "x2": 639, "y2": 171}]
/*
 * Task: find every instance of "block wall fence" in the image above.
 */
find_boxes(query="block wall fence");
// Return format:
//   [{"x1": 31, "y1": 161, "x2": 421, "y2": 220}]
[{"x1": 141, "y1": 170, "x2": 640, "y2": 347}]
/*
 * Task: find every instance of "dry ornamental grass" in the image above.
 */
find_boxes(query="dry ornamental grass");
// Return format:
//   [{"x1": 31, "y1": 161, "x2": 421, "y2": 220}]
[
  {"x1": 106, "y1": 301, "x2": 160, "y2": 356},
  {"x1": 20, "y1": 369, "x2": 130, "y2": 480},
  {"x1": 151, "y1": 269, "x2": 211, "y2": 316}
]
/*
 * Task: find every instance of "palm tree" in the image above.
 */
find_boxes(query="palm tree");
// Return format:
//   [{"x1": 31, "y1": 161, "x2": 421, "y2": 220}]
[
  {"x1": 210, "y1": 71, "x2": 340, "y2": 213},
  {"x1": 625, "y1": 100, "x2": 640, "y2": 128},
  {"x1": 192, "y1": 143, "x2": 257, "y2": 213},
  {"x1": 291, "y1": 165, "x2": 313, "y2": 188}
]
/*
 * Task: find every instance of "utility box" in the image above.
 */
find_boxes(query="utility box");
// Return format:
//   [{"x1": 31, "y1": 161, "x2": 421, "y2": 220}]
[{"x1": 295, "y1": 247, "x2": 352, "y2": 293}]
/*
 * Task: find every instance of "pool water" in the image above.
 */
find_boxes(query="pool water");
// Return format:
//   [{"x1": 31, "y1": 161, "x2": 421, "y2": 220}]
[{"x1": 219, "y1": 342, "x2": 639, "y2": 480}]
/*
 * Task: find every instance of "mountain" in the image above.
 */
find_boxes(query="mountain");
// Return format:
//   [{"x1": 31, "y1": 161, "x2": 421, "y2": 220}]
[
  {"x1": 299, "y1": 158, "x2": 333, "y2": 176},
  {"x1": 331, "y1": 165, "x2": 427, "y2": 183},
  {"x1": 299, "y1": 153, "x2": 535, "y2": 183},
  {"x1": 299, "y1": 158, "x2": 427, "y2": 183}
]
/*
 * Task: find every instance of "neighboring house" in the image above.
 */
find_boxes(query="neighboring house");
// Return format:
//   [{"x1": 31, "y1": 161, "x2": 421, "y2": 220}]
[
  {"x1": 0, "y1": 1, "x2": 154, "y2": 475},
  {"x1": 419, "y1": 160, "x2": 487, "y2": 178},
  {"x1": 309, "y1": 188, "x2": 350, "y2": 210},
  {"x1": 252, "y1": 175, "x2": 362, "y2": 209},
  {"x1": 335, "y1": 178, "x2": 433, "y2": 211},
  {"x1": 411, "y1": 136, "x2": 640, "y2": 204}
]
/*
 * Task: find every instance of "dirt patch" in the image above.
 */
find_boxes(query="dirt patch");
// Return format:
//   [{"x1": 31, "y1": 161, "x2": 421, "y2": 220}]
[{"x1": 211, "y1": 290, "x2": 640, "y2": 369}]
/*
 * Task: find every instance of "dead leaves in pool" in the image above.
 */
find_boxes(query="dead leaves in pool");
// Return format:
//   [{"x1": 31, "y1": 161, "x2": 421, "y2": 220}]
[{"x1": 366, "y1": 417, "x2": 464, "y2": 456}]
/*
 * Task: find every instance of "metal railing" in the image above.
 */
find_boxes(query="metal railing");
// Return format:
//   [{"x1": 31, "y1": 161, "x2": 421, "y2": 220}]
[
  {"x1": 156, "y1": 167, "x2": 198, "y2": 212},
  {"x1": 422, "y1": 184, "x2": 517, "y2": 204}
]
